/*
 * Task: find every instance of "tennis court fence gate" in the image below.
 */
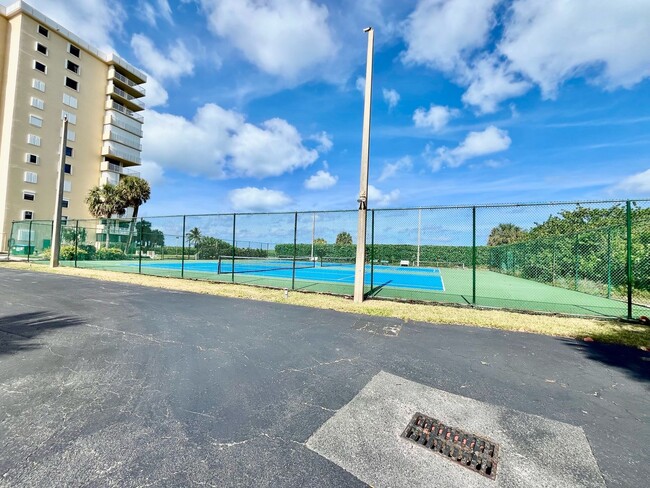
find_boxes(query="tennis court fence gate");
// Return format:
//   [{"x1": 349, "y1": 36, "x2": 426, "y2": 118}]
[{"x1": 7, "y1": 199, "x2": 650, "y2": 319}]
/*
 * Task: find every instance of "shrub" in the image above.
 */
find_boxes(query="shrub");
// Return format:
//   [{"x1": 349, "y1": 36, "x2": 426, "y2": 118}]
[
  {"x1": 96, "y1": 247, "x2": 125, "y2": 260},
  {"x1": 59, "y1": 245, "x2": 88, "y2": 261}
]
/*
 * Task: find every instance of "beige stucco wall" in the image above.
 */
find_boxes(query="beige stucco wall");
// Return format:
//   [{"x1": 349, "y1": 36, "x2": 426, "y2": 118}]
[{"x1": 0, "y1": 5, "x2": 145, "y2": 252}]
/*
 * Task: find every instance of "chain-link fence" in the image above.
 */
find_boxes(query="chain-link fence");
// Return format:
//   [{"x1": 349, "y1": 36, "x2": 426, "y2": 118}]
[{"x1": 8, "y1": 200, "x2": 650, "y2": 319}]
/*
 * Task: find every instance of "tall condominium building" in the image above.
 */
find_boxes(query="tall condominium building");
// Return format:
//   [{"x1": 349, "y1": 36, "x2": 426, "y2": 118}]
[{"x1": 0, "y1": 1, "x2": 146, "y2": 251}]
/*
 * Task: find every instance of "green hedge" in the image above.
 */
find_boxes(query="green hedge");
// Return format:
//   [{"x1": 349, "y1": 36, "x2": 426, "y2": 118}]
[{"x1": 274, "y1": 243, "x2": 489, "y2": 266}]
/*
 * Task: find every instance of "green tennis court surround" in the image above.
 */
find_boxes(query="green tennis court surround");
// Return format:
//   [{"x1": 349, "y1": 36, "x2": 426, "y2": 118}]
[{"x1": 9, "y1": 199, "x2": 650, "y2": 319}]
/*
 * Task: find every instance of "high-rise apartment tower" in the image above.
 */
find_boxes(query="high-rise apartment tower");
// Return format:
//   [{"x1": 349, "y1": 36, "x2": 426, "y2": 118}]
[{"x1": 0, "y1": 1, "x2": 146, "y2": 251}]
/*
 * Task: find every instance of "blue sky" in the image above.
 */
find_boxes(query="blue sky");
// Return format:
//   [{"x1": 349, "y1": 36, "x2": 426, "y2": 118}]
[{"x1": 13, "y1": 0, "x2": 650, "y2": 217}]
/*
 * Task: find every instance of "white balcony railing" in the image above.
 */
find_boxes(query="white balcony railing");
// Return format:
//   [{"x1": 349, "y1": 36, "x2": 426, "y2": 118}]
[
  {"x1": 107, "y1": 100, "x2": 144, "y2": 122},
  {"x1": 110, "y1": 68, "x2": 146, "y2": 95},
  {"x1": 109, "y1": 85, "x2": 145, "y2": 110},
  {"x1": 104, "y1": 114, "x2": 143, "y2": 137},
  {"x1": 100, "y1": 160, "x2": 141, "y2": 177},
  {"x1": 102, "y1": 143, "x2": 141, "y2": 165},
  {"x1": 103, "y1": 128, "x2": 142, "y2": 151}
]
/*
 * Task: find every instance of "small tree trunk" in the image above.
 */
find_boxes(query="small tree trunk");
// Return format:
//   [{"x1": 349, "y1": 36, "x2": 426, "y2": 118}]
[{"x1": 105, "y1": 218, "x2": 110, "y2": 248}]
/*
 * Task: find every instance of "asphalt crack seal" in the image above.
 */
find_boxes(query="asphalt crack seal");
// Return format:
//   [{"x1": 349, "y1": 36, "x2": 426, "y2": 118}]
[{"x1": 401, "y1": 412, "x2": 499, "y2": 480}]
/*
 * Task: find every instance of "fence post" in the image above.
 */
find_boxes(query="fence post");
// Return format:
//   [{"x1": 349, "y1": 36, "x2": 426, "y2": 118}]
[
  {"x1": 74, "y1": 220, "x2": 79, "y2": 268},
  {"x1": 231, "y1": 214, "x2": 236, "y2": 283},
  {"x1": 552, "y1": 242, "x2": 556, "y2": 284},
  {"x1": 472, "y1": 206, "x2": 476, "y2": 305},
  {"x1": 626, "y1": 201, "x2": 633, "y2": 319},
  {"x1": 138, "y1": 218, "x2": 143, "y2": 274},
  {"x1": 574, "y1": 234, "x2": 579, "y2": 290},
  {"x1": 370, "y1": 209, "x2": 375, "y2": 295},
  {"x1": 606, "y1": 227, "x2": 612, "y2": 299},
  {"x1": 181, "y1": 215, "x2": 186, "y2": 279},
  {"x1": 27, "y1": 220, "x2": 33, "y2": 262},
  {"x1": 292, "y1": 212, "x2": 298, "y2": 290},
  {"x1": 8, "y1": 221, "x2": 14, "y2": 258}
]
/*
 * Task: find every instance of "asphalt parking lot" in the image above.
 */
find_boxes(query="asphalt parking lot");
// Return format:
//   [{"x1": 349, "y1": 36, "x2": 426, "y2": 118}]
[{"x1": 1, "y1": 267, "x2": 648, "y2": 487}]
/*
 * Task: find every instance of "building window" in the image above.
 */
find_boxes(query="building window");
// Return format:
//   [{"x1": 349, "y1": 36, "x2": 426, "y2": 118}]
[
  {"x1": 64, "y1": 163, "x2": 72, "y2": 174},
  {"x1": 27, "y1": 134, "x2": 41, "y2": 146},
  {"x1": 62, "y1": 199, "x2": 69, "y2": 208},
  {"x1": 62, "y1": 93, "x2": 78, "y2": 108},
  {"x1": 66, "y1": 60, "x2": 80, "y2": 74},
  {"x1": 65, "y1": 77, "x2": 78, "y2": 90},
  {"x1": 67, "y1": 130, "x2": 76, "y2": 142},
  {"x1": 34, "y1": 60, "x2": 47, "y2": 73},
  {"x1": 24, "y1": 171, "x2": 38, "y2": 184},
  {"x1": 30, "y1": 97, "x2": 45, "y2": 110},
  {"x1": 61, "y1": 111, "x2": 77, "y2": 124},
  {"x1": 63, "y1": 180, "x2": 71, "y2": 192},
  {"x1": 36, "y1": 43, "x2": 48, "y2": 55},
  {"x1": 65, "y1": 147, "x2": 73, "y2": 157},
  {"x1": 68, "y1": 44, "x2": 80, "y2": 57},
  {"x1": 23, "y1": 192, "x2": 35, "y2": 201},
  {"x1": 26, "y1": 154, "x2": 39, "y2": 164},
  {"x1": 32, "y1": 79, "x2": 45, "y2": 92},
  {"x1": 29, "y1": 115, "x2": 43, "y2": 127},
  {"x1": 23, "y1": 211, "x2": 34, "y2": 220},
  {"x1": 38, "y1": 25, "x2": 49, "y2": 37}
]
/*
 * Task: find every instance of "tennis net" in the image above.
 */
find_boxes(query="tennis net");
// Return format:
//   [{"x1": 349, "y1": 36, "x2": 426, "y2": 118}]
[
  {"x1": 320, "y1": 256, "x2": 356, "y2": 267},
  {"x1": 217, "y1": 255, "x2": 316, "y2": 274}
]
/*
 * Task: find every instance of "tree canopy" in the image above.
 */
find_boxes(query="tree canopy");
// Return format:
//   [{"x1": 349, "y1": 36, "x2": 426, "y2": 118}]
[
  {"x1": 335, "y1": 231, "x2": 353, "y2": 245},
  {"x1": 487, "y1": 223, "x2": 527, "y2": 246}
]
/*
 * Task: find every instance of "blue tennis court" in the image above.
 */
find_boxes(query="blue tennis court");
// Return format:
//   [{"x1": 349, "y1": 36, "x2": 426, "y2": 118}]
[{"x1": 138, "y1": 258, "x2": 445, "y2": 291}]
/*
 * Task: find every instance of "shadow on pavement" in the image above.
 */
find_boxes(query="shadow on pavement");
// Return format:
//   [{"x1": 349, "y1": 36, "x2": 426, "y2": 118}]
[
  {"x1": 0, "y1": 311, "x2": 85, "y2": 356},
  {"x1": 562, "y1": 339, "x2": 650, "y2": 383}
]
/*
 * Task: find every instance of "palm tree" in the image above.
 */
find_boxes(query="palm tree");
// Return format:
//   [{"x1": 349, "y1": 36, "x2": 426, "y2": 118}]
[
  {"x1": 186, "y1": 227, "x2": 202, "y2": 260},
  {"x1": 85, "y1": 183, "x2": 126, "y2": 248},
  {"x1": 487, "y1": 223, "x2": 527, "y2": 246},
  {"x1": 186, "y1": 227, "x2": 202, "y2": 248},
  {"x1": 119, "y1": 176, "x2": 151, "y2": 252}
]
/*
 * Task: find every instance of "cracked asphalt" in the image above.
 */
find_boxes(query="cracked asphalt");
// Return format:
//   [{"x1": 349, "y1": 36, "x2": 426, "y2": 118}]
[{"x1": 0, "y1": 267, "x2": 648, "y2": 487}]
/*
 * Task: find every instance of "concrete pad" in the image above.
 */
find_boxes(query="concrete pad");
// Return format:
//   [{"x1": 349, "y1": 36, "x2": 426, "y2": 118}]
[{"x1": 307, "y1": 371, "x2": 605, "y2": 487}]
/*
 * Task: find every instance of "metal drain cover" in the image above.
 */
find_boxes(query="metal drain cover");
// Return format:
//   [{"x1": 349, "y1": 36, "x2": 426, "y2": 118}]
[{"x1": 401, "y1": 412, "x2": 499, "y2": 479}]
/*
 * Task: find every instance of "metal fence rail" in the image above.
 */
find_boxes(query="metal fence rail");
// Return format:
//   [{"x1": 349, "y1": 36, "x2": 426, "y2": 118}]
[{"x1": 8, "y1": 199, "x2": 650, "y2": 319}]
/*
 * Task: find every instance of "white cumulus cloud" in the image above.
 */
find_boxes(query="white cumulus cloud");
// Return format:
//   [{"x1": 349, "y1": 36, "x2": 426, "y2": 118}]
[
  {"x1": 413, "y1": 105, "x2": 460, "y2": 132},
  {"x1": 139, "y1": 0, "x2": 173, "y2": 27},
  {"x1": 229, "y1": 187, "x2": 291, "y2": 212},
  {"x1": 427, "y1": 125, "x2": 511, "y2": 171},
  {"x1": 615, "y1": 169, "x2": 650, "y2": 194},
  {"x1": 304, "y1": 170, "x2": 338, "y2": 190},
  {"x1": 199, "y1": 0, "x2": 337, "y2": 80},
  {"x1": 309, "y1": 131, "x2": 333, "y2": 153},
  {"x1": 401, "y1": 0, "x2": 650, "y2": 112},
  {"x1": 142, "y1": 104, "x2": 319, "y2": 179},
  {"x1": 382, "y1": 88, "x2": 400, "y2": 110},
  {"x1": 138, "y1": 160, "x2": 165, "y2": 186},
  {"x1": 368, "y1": 184, "x2": 400, "y2": 208},
  {"x1": 131, "y1": 34, "x2": 194, "y2": 82},
  {"x1": 142, "y1": 74, "x2": 169, "y2": 108},
  {"x1": 378, "y1": 156, "x2": 413, "y2": 182},
  {"x1": 460, "y1": 56, "x2": 531, "y2": 114},
  {"x1": 401, "y1": 0, "x2": 499, "y2": 72},
  {"x1": 355, "y1": 76, "x2": 366, "y2": 93},
  {"x1": 24, "y1": 0, "x2": 126, "y2": 52},
  {"x1": 500, "y1": 0, "x2": 650, "y2": 97}
]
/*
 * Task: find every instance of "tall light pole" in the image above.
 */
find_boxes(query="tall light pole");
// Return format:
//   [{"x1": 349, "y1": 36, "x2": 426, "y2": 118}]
[
  {"x1": 50, "y1": 117, "x2": 68, "y2": 267},
  {"x1": 353, "y1": 27, "x2": 374, "y2": 303},
  {"x1": 417, "y1": 208, "x2": 422, "y2": 267}
]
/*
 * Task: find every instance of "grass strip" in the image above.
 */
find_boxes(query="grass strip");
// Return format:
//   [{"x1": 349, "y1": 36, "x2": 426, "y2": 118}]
[{"x1": 3, "y1": 261, "x2": 648, "y2": 349}]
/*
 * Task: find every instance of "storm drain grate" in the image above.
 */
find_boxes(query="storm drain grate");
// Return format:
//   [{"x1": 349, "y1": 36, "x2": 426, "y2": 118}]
[{"x1": 401, "y1": 412, "x2": 499, "y2": 479}]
